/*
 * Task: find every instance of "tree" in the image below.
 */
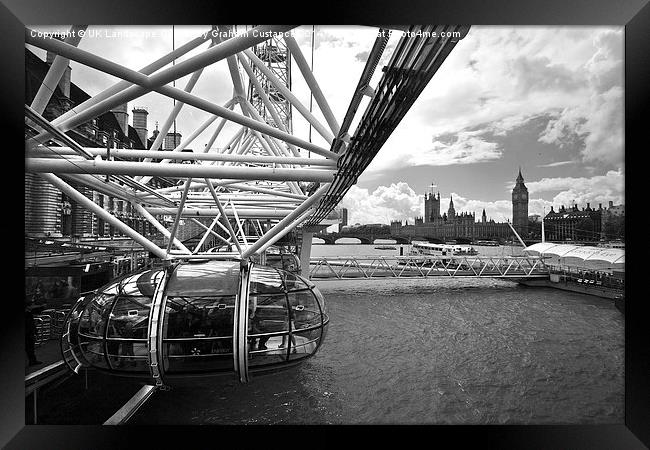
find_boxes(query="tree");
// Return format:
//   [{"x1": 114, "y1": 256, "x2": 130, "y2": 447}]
[
  {"x1": 602, "y1": 215, "x2": 624, "y2": 240},
  {"x1": 576, "y1": 218, "x2": 594, "y2": 241},
  {"x1": 527, "y1": 220, "x2": 542, "y2": 239}
]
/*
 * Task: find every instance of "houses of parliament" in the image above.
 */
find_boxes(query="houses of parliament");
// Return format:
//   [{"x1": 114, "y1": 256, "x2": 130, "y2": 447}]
[{"x1": 390, "y1": 169, "x2": 529, "y2": 241}]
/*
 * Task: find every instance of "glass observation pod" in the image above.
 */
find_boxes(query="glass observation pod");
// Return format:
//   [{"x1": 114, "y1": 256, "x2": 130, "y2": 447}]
[{"x1": 60, "y1": 260, "x2": 328, "y2": 385}]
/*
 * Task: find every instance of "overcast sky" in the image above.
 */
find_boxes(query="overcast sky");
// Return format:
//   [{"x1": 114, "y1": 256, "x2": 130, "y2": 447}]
[{"x1": 28, "y1": 25, "x2": 624, "y2": 225}]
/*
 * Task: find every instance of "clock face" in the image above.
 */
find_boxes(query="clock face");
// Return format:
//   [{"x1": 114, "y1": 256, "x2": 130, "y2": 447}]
[{"x1": 522, "y1": 193, "x2": 527, "y2": 200}]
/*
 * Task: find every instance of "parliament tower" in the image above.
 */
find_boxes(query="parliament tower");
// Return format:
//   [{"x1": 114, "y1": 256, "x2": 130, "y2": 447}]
[
  {"x1": 424, "y1": 189, "x2": 440, "y2": 223},
  {"x1": 512, "y1": 168, "x2": 529, "y2": 236}
]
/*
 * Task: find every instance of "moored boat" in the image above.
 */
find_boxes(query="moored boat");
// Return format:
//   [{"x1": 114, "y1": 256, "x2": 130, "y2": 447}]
[
  {"x1": 451, "y1": 245, "x2": 479, "y2": 256},
  {"x1": 408, "y1": 241, "x2": 479, "y2": 262},
  {"x1": 475, "y1": 240, "x2": 499, "y2": 247}
]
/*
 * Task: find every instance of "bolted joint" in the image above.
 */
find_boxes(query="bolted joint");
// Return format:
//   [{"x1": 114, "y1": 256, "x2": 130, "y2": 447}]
[{"x1": 360, "y1": 84, "x2": 375, "y2": 98}]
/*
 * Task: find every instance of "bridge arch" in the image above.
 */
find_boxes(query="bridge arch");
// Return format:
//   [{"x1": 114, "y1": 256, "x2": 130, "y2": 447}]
[
  {"x1": 312, "y1": 234, "x2": 335, "y2": 245},
  {"x1": 334, "y1": 236, "x2": 372, "y2": 245}
]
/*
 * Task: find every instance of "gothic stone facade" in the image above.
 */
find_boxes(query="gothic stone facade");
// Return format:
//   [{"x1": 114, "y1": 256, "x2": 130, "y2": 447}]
[{"x1": 391, "y1": 170, "x2": 528, "y2": 241}]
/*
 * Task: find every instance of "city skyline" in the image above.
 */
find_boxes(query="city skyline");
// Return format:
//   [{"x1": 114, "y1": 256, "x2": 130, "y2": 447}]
[
  {"x1": 27, "y1": 25, "x2": 625, "y2": 226},
  {"x1": 347, "y1": 25, "x2": 624, "y2": 225}
]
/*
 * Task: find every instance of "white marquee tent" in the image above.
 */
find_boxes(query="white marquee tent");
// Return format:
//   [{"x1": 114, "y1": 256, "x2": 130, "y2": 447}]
[{"x1": 523, "y1": 243, "x2": 624, "y2": 272}]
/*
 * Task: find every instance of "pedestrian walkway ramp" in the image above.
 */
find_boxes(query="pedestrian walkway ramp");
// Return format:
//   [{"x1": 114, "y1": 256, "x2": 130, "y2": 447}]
[{"x1": 309, "y1": 255, "x2": 550, "y2": 280}]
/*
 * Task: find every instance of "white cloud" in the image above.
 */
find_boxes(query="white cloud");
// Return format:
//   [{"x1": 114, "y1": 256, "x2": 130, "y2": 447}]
[
  {"x1": 537, "y1": 160, "x2": 575, "y2": 168},
  {"x1": 340, "y1": 183, "x2": 422, "y2": 224},
  {"x1": 343, "y1": 171, "x2": 623, "y2": 226},
  {"x1": 537, "y1": 29, "x2": 624, "y2": 167},
  {"x1": 364, "y1": 26, "x2": 623, "y2": 173},
  {"x1": 414, "y1": 132, "x2": 502, "y2": 166},
  {"x1": 31, "y1": 25, "x2": 623, "y2": 173},
  {"x1": 525, "y1": 169, "x2": 624, "y2": 208},
  {"x1": 29, "y1": 25, "x2": 625, "y2": 226},
  {"x1": 341, "y1": 185, "x2": 517, "y2": 225}
]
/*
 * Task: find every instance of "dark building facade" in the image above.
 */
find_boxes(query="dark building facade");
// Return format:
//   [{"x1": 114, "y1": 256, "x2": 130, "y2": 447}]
[
  {"x1": 163, "y1": 132, "x2": 182, "y2": 150},
  {"x1": 543, "y1": 202, "x2": 604, "y2": 241},
  {"x1": 391, "y1": 210, "x2": 511, "y2": 241},
  {"x1": 423, "y1": 191, "x2": 441, "y2": 223},
  {"x1": 390, "y1": 170, "x2": 532, "y2": 241},
  {"x1": 512, "y1": 168, "x2": 528, "y2": 236},
  {"x1": 341, "y1": 208, "x2": 348, "y2": 227}
]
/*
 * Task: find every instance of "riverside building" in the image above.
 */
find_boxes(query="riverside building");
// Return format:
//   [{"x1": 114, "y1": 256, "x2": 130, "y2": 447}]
[{"x1": 390, "y1": 170, "x2": 528, "y2": 242}]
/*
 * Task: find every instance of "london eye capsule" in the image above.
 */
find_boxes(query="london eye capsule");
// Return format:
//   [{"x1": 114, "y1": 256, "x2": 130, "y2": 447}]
[{"x1": 60, "y1": 260, "x2": 328, "y2": 385}]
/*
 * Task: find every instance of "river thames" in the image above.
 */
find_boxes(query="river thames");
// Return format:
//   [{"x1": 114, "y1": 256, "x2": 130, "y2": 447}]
[{"x1": 125, "y1": 243, "x2": 624, "y2": 425}]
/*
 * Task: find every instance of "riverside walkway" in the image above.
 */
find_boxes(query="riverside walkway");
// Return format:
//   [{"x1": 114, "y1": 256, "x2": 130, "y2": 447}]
[{"x1": 308, "y1": 255, "x2": 549, "y2": 280}]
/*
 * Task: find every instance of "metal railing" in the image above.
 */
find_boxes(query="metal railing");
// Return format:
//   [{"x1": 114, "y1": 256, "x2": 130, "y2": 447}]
[
  {"x1": 25, "y1": 360, "x2": 73, "y2": 424},
  {"x1": 33, "y1": 315, "x2": 51, "y2": 346},
  {"x1": 104, "y1": 384, "x2": 158, "y2": 425},
  {"x1": 309, "y1": 255, "x2": 549, "y2": 279},
  {"x1": 34, "y1": 307, "x2": 72, "y2": 343},
  {"x1": 548, "y1": 266, "x2": 625, "y2": 290}
]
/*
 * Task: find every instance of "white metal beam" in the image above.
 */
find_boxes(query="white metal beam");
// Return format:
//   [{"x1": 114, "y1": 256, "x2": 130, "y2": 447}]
[
  {"x1": 38, "y1": 173, "x2": 168, "y2": 259},
  {"x1": 243, "y1": 48, "x2": 335, "y2": 145},
  {"x1": 165, "y1": 178, "x2": 193, "y2": 254},
  {"x1": 137, "y1": 98, "x2": 236, "y2": 185},
  {"x1": 139, "y1": 46, "x2": 215, "y2": 163},
  {"x1": 143, "y1": 207, "x2": 294, "y2": 219},
  {"x1": 30, "y1": 25, "x2": 87, "y2": 114},
  {"x1": 189, "y1": 218, "x2": 232, "y2": 247},
  {"x1": 205, "y1": 179, "x2": 243, "y2": 253},
  {"x1": 53, "y1": 32, "x2": 210, "y2": 126},
  {"x1": 192, "y1": 215, "x2": 225, "y2": 253},
  {"x1": 132, "y1": 203, "x2": 191, "y2": 253},
  {"x1": 284, "y1": 35, "x2": 341, "y2": 136},
  {"x1": 236, "y1": 53, "x2": 300, "y2": 156},
  {"x1": 29, "y1": 147, "x2": 334, "y2": 166},
  {"x1": 202, "y1": 109, "x2": 235, "y2": 154},
  {"x1": 26, "y1": 158, "x2": 336, "y2": 182},
  {"x1": 241, "y1": 183, "x2": 330, "y2": 258},
  {"x1": 26, "y1": 25, "x2": 294, "y2": 141},
  {"x1": 212, "y1": 182, "x2": 308, "y2": 200}
]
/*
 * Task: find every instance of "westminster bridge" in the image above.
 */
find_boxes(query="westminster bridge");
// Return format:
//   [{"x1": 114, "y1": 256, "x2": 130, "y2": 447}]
[{"x1": 311, "y1": 232, "x2": 454, "y2": 245}]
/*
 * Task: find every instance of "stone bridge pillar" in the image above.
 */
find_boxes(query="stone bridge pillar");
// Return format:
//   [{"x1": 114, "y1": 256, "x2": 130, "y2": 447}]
[{"x1": 299, "y1": 226, "x2": 325, "y2": 276}]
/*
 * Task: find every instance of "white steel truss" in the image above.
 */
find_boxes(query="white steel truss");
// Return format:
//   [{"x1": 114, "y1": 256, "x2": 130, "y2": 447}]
[
  {"x1": 309, "y1": 256, "x2": 550, "y2": 279},
  {"x1": 25, "y1": 25, "x2": 467, "y2": 263}
]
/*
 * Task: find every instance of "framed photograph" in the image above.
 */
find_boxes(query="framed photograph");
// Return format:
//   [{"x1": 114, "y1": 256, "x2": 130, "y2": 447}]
[{"x1": 3, "y1": 0, "x2": 648, "y2": 447}]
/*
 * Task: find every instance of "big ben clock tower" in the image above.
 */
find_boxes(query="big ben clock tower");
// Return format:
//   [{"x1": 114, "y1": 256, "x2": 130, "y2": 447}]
[{"x1": 512, "y1": 168, "x2": 529, "y2": 236}]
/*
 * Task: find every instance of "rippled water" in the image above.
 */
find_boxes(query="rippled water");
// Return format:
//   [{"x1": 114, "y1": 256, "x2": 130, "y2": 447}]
[{"x1": 131, "y1": 274, "x2": 624, "y2": 425}]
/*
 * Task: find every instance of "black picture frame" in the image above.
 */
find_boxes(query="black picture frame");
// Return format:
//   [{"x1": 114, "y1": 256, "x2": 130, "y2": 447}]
[{"x1": 3, "y1": 0, "x2": 648, "y2": 447}]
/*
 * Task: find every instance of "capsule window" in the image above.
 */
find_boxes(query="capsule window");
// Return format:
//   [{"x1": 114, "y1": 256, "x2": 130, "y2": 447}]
[
  {"x1": 249, "y1": 265, "x2": 283, "y2": 294},
  {"x1": 107, "y1": 296, "x2": 151, "y2": 339},
  {"x1": 287, "y1": 290, "x2": 322, "y2": 330},
  {"x1": 163, "y1": 340, "x2": 233, "y2": 374},
  {"x1": 288, "y1": 327, "x2": 323, "y2": 361},
  {"x1": 78, "y1": 292, "x2": 116, "y2": 337},
  {"x1": 63, "y1": 262, "x2": 328, "y2": 381},
  {"x1": 78, "y1": 339, "x2": 109, "y2": 368},
  {"x1": 164, "y1": 296, "x2": 235, "y2": 339},
  {"x1": 107, "y1": 341, "x2": 149, "y2": 372},
  {"x1": 249, "y1": 294, "x2": 289, "y2": 336},
  {"x1": 282, "y1": 271, "x2": 311, "y2": 291}
]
